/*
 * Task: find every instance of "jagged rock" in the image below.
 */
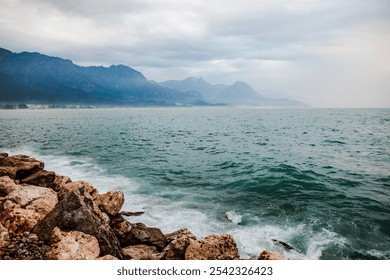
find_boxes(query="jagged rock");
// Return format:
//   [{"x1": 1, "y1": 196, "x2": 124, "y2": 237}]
[
  {"x1": 0, "y1": 155, "x2": 44, "y2": 180},
  {"x1": 51, "y1": 174, "x2": 72, "y2": 192},
  {"x1": 161, "y1": 228, "x2": 197, "y2": 260},
  {"x1": 165, "y1": 228, "x2": 196, "y2": 243},
  {"x1": 185, "y1": 234, "x2": 239, "y2": 260},
  {"x1": 57, "y1": 181, "x2": 99, "y2": 201},
  {"x1": 0, "y1": 206, "x2": 42, "y2": 235},
  {"x1": 96, "y1": 254, "x2": 119, "y2": 260},
  {"x1": 98, "y1": 191, "x2": 124, "y2": 216},
  {"x1": 259, "y1": 250, "x2": 287, "y2": 260},
  {"x1": 32, "y1": 188, "x2": 123, "y2": 259},
  {"x1": 0, "y1": 152, "x2": 8, "y2": 159},
  {"x1": 0, "y1": 233, "x2": 50, "y2": 260},
  {"x1": 162, "y1": 236, "x2": 195, "y2": 260},
  {"x1": 5, "y1": 185, "x2": 58, "y2": 217},
  {"x1": 21, "y1": 170, "x2": 55, "y2": 189},
  {"x1": 0, "y1": 176, "x2": 20, "y2": 195},
  {"x1": 110, "y1": 215, "x2": 167, "y2": 250},
  {"x1": 46, "y1": 227, "x2": 100, "y2": 260},
  {"x1": 122, "y1": 244, "x2": 160, "y2": 260},
  {"x1": 0, "y1": 222, "x2": 9, "y2": 248}
]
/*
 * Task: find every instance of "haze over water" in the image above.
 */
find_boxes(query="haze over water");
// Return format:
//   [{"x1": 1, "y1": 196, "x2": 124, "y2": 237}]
[{"x1": 1, "y1": 107, "x2": 389, "y2": 259}]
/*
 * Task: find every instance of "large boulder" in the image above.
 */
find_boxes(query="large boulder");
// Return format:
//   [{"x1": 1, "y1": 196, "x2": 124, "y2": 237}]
[
  {"x1": 98, "y1": 191, "x2": 124, "y2": 216},
  {"x1": 258, "y1": 250, "x2": 286, "y2": 260},
  {"x1": 56, "y1": 181, "x2": 99, "y2": 201},
  {"x1": 5, "y1": 185, "x2": 58, "y2": 217},
  {"x1": 161, "y1": 228, "x2": 197, "y2": 260},
  {"x1": 110, "y1": 215, "x2": 167, "y2": 251},
  {"x1": 46, "y1": 227, "x2": 100, "y2": 260},
  {"x1": 185, "y1": 234, "x2": 239, "y2": 260},
  {"x1": 0, "y1": 155, "x2": 44, "y2": 180},
  {"x1": 32, "y1": 188, "x2": 123, "y2": 259},
  {"x1": 0, "y1": 176, "x2": 19, "y2": 195},
  {"x1": 122, "y1": 244, "x2": 160, "y2": 260},
  {"x1": 21, "y1": 170, "x2": 55, "y2": 189}
]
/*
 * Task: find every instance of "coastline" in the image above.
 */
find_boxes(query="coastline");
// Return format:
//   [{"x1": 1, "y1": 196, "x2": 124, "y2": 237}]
[{"x1": 0, "y1": 152, "x2": 285, "y2": 260}]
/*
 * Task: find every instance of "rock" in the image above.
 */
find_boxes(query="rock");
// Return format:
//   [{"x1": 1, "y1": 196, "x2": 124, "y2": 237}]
[
  {"x1": 0, "y1": 152, "x2": 8, "y2": 159},
  {"x1": 0, "y1": 206, "x2": 42, "y2": 235},
  {"x1": 0, "y1": 222, "x2": 9, "y2": 248},
  {"x1": 0, "y1": 176, "x2": 20, "y2": 195},
  {"x1": 122, "y1": 244, "x2": 160, "y2": 260},
  {"x1": 98, "y1": 191, "x2": 124, "y2": 216},
  {"x1": 259, "y1": 250, "x2": 287, "y2": 260},
  {"x1": 165, "y1": 228, "x2": 196, "y2": 243},
  {"x1": 32, "y1": 188, "x2": 123, "y2": 259},
  {"x1": 0, "y1": 155, "x2": 44, "y2": 180},
  {"x1": 162, "y1": 236, "x2": 195, "y2": 260},
  {"x1": 21, "y1": 170, "x2": 55, "y2": 189},
  {"x1": 51, "y1": 174, "x2": 72, "y2": 192},
  {"x1": 57, "y1": 181, "x2": 99, "y2": 201},
  {"x1": 161, "y1": 228, "x2": 197, "y2": 260},
  {"x1": 5, "y1": 185, "x2": 58, "y2": 216},
  {"x1": 96, "y1": 254, "x2": 119, "y2": 260},
  {"x1": 120, "y1": 211, "x2": 144, "y2": 217},
  {"x1": 110, "y1": 215, "x2": 167, "y2": 251},
  {"x1": 46, "y1": 227, "x2": 100, "y2": 260},
  {"x1": 185, "y1": 234, "x2": 239, "y2": 260}
]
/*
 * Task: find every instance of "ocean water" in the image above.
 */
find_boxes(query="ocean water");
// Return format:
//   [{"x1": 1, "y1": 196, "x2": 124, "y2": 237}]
[{"x1": 0, "y1": 107, "x2": 389, "y2": 260}]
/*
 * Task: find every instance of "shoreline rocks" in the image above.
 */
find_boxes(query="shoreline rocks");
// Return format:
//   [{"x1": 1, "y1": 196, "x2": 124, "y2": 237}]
[{"x1": 0, "y1": 152, "x2": 286, "y2": 260}]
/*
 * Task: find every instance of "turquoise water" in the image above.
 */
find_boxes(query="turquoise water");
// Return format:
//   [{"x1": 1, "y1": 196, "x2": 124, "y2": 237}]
[{"x1": 1, "y1": 107, "x2": 389, "y2": 259}]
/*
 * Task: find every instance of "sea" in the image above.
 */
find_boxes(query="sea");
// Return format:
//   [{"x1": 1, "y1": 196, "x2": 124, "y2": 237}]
[{"x1": 0, "y1": 107, "x2": 389, "y2": 260}]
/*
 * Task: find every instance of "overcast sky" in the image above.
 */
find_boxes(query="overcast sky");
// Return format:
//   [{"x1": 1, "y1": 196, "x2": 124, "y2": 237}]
[{"x1": 1, "y1": 0, "x2": 389, "y2": 107}]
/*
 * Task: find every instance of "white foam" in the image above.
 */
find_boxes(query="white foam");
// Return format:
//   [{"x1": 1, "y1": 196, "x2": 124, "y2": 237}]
[{"x1": 225, "y1": 211, "x2": 242, "y2": 225}]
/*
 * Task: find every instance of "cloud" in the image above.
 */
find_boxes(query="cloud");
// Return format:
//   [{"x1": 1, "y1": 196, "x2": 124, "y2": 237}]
[{"x1": 0, "y1": 0, "x2": 389, "y2": 107}]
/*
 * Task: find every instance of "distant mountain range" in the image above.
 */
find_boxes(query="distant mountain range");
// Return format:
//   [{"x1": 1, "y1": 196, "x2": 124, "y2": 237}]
[{"x1": 0, "y1": 48, "x2": 304, "y2": 107}]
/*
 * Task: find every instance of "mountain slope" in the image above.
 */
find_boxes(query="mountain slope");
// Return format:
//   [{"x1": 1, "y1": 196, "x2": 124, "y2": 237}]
[{"x1": 0, "y1": 48, "x2": 203, "y2": 105}]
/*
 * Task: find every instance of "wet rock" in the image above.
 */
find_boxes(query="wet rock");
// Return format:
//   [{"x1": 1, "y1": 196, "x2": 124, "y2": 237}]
[
  {"x1": 0, "y1": 176, "x2": 20, "y2": 195},
  {"x1": 122, "y1": 244, "x2": 160, "y2": 260},
  {"x1": 5, "y1": 185, "x2": 58, "y2": 217},
  {"x1": 185, "y1": 234, "x2": 239, "y2": 260},
  {"x1": 0, "y1": 155, "x2": 44, "y2": 180},
  {"x1": 0, "y1": 233, "x2": 50, "y2": 260},
  {"x1": 21, "y1": 170, "x2": 55, "y2": 189},
  {"x1": 98, "y1": 191, "x2": 124, "y2": 216},
  {"x1": 259, "y1": 250, "x2": 286, "y2": 260},
  {"x1": 46, "y1": 227, "x2": 100, "y2": 260},
  {"x1": 120, "y1": 211, "x2": 144, "y2": 217},
  {"x1": 32, "y1": 188, "x2": 123, "y2": 259},
  {"x1": 110, "y1": 215, "x2": 167, "y2": 250}
]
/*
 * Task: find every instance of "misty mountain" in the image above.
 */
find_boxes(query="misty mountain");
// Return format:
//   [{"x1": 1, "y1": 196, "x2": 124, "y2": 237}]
[
  {"x1": 0, "y1": 48, "x2": 203, "y2": 105},
  {"x1": 160, "y1": 77, "x2": 305, "y2": 107}
]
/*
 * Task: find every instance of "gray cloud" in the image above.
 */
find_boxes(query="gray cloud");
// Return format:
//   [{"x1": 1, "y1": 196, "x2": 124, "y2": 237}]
[{"x1": 0, "y1": 0, "x2": 389, "y2": 107}]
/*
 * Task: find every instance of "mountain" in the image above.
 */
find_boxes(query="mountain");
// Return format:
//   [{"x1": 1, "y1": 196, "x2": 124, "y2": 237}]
[
  {"x1": 0, "y1": 48, "x2": 203, "y2": 106},
  {"x1": 160, "y1": 77, "x2": 305, "y2": 107}
]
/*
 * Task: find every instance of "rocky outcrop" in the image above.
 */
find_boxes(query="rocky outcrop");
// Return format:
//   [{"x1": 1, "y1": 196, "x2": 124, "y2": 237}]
[
  {"x1": 185, "y1": 234, "x2": 239, "y2": 260},
  {"x1": 32, "y1": 188, "x2": 123, "y2": 259},
  {"x1": 0, "y1": 152, "x2": 287, "y2": 260}
]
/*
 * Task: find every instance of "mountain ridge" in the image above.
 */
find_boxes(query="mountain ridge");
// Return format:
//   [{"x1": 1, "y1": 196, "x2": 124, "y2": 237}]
[{"x1": 0, "y1": 48, "x2": 304, "y2": 107}]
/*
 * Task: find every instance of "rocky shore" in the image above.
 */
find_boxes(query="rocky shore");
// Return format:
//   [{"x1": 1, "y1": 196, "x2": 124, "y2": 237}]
[{"x1": 0, "y1": 152, "x2": 286, "y2": 260}]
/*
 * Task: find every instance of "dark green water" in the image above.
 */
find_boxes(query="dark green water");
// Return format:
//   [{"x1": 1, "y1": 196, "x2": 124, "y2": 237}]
[{"x1": 0, "y1": 107, "x2": 389, "y2": 259}]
